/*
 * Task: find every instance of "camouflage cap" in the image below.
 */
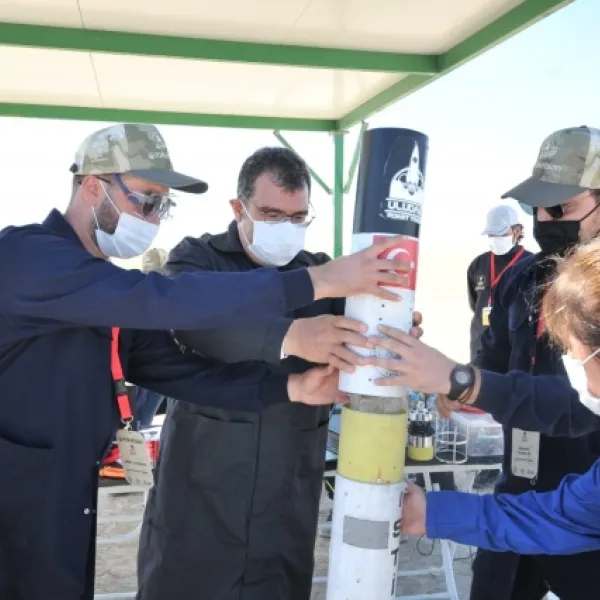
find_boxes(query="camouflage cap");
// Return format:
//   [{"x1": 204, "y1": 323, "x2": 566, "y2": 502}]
[
  {"x1": 502, "y1": 126, "x2": 600, "y2": 209},
  {"x1": 70, "y1": 124, "x2": 208, "y2": 194}
]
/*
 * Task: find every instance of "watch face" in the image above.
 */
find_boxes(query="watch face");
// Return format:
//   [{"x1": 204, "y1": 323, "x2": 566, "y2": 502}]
[{"x1": 455, "y1": 368, "x2": 472, "y2": 386}]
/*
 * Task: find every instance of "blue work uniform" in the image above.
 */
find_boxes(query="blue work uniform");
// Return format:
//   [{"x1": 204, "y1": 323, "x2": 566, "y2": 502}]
[
  {"x1": 427, "y1": 456, "x2": 600, "y2": 555},
  {"x1": 0, "y1": 210, "x2": 314, "y2": 600},
  {"x1": 466, "y1": 255, "x2": 600, "y2": 600}
]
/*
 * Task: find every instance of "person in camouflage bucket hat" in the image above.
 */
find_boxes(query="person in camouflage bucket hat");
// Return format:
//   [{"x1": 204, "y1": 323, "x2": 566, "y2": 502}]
[
  {"x1": 503, "y1": 126, "x2": 600, "y2": 209},
  {"x1": 71, "y1": 123, "x2": 208, "y2": 194},
  {"x1": 502, "y1": 125, "x2": 600, "y2": 256},
  {"x1": 69, "y1": 123, "x2": 207, "y2": 260},
  {"x1": 0, "y1": 120, "x2": 416, "y2": 600}
]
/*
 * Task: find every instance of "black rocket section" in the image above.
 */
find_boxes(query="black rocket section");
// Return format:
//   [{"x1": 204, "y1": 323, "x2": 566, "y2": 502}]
[{"x1": 353, "y1": 128, "x2": 429, "y2": 239}]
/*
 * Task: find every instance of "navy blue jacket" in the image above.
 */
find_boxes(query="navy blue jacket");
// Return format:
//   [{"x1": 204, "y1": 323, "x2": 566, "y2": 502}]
[
  {"x1": 473, "y1": 256, "x2": 600, "y2": 439},
  {"x1": 0, "y1": 210, "x2": 314, "y2": 600},
  {"x1": 472, "y1": 254, "x2": 600, "y2": 495},
  {"x1": 459, "y1": 254, "x2": 600, "y2": 599}
]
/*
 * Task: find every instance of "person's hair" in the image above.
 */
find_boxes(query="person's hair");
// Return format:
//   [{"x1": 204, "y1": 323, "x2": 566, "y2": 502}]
[
  {"x1": 512, "y1": 224, "x2": 524, "y2": 243},
  {"x1": 236, "y1": 147, "x2": 311, "y2": 204},
  {"x1": 543, "y1": 238, "x2": 600, "y2": 352}
]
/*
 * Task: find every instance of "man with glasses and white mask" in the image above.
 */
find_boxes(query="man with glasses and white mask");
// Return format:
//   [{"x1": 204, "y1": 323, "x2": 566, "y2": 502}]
[
  {"x1": 0, "y1": 125, "x2": 416, "y2": 600},
  {"x1": 137, "y1": 147, "x2": 423, "y2": 600}
]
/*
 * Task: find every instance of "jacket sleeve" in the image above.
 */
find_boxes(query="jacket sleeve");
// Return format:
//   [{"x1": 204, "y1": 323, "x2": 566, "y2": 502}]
[
  {"x1": 426, "y1": 459, "x2": 600, "y2": 555},
  {"x1": 474, "y1": 370, "x2": 600, "y2": 436},
  {"x1": 166, "y1": 245, "x2": 294, "y2": 364},
  {"x1": 471, "y1": 283, "x2": 510, "y2": 373},
  {"x1": 175, "y1": 318, "x2": 293, "y2": 364},
  {"x1": 169, "y1": 248, "x2": 334, "y2": 365},
  {"x1": 331, "y1": 297, "x2": 346, "y2": 316},
  {"x1": 127, "y1": 329, "x2": 288, "y2": 412},
  {"x1": 467, "y1": 259, "x2": 477, "y2": 313},
  {"x1": 0, "y1": 229, "x2": 313, "y2": 333}
]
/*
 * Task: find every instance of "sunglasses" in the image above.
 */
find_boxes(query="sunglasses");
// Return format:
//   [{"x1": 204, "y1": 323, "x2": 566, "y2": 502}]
[
  {"x1": 98, "y1": 175, "x2": 175, "y2": 220},
  {"x1": 534, "y1": 205, "x2": 565, "y2": 220}
]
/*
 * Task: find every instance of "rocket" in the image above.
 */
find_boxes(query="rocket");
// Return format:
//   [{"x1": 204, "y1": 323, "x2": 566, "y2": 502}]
[{"x1": 326, "y1": 128, "x2": 428, "y2": 600}]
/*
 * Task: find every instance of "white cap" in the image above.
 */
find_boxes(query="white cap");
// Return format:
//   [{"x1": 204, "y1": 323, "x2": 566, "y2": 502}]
[{"x1": 482, "y1": 205, "x2": 520, "y2": 236}]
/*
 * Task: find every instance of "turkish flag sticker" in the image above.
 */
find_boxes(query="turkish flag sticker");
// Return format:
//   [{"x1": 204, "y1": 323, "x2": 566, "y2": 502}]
[{"x1": 374, "y1": 235, "x2": 419, "y2": 290}]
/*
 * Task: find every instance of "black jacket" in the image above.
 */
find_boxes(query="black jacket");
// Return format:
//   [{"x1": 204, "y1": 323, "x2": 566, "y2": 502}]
[
  {"x1": 138, "y1": 221, "x2": 343, "y2": 600},
  {"x1": 467, "y1": 244, "x2": 531, "y2": 361}
]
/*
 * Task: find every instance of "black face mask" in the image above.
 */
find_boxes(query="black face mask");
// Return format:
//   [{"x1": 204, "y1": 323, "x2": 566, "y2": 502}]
[
  {"x1": 533, "y1": 202, "x2": 600, "y2": 256},
  {"x1": 533, "y1": 219, "x2": 580, "y2": 256}
]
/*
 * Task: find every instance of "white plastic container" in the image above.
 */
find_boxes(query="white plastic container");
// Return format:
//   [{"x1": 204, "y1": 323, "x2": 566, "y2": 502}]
[{"x1": 449, "y1": 411, "x2": 504, "y2": 458}]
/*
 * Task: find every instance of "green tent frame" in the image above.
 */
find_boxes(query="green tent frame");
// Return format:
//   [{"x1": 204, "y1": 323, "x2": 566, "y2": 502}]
[{"x1": 0, "y1": 0, "x2": 572, "y2": 256}]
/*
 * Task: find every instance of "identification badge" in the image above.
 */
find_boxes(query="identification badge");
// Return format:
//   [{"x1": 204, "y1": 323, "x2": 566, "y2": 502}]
[
  {"x1": 116, "y1": 429, "x2": 154, "y2": 488},
  {"x1": 511, "y1": 428, "x2": 540, "y2": 479},
  {"x1": 482, "y1": 306, "x2": 492, "y2": 326}
]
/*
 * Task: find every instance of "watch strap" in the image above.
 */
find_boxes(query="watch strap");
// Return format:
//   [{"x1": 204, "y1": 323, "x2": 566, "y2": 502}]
[{"x1": 447, "y1": 364, "x2": 476, "y2": 401}]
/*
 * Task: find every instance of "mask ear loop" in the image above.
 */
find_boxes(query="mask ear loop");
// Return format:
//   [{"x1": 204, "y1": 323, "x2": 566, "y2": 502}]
[
  {"x1": 96, "y1": 180, "x2": 127, "y2": 258},
  {"x1": 582, "y1": 346, "x2": 600, "y2": 365},
  {"x1": 238, "y1": 202, "x2": 255, "y2": 247}
]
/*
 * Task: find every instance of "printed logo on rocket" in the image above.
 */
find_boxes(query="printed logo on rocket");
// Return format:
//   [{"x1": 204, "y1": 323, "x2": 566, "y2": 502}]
[
  {"x1": 374, "y1": 235, "x2": 419, "y2": 290},
  {"x1": 380, "y1": 142, "x2": 424, "y2": 224}
]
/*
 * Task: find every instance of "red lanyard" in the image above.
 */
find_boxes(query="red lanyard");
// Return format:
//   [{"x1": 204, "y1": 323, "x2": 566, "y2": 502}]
[
  {"x1": 110, "y1": 327, "x2": 133, "y2": 424},
  {"x1": 488, "y1": 247, "x2": 525, "y2": 304}
]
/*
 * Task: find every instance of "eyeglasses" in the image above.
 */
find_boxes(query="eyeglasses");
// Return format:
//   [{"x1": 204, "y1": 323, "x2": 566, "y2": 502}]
[
  {"x1": 99, "y1": 175, "x2": 176, "y2": 220},
  {"x1": 255, "y1": 205, "x2": 316, "y2": 226}
]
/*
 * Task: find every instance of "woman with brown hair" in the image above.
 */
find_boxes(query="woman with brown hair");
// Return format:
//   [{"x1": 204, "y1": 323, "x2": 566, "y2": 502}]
[{"x1": 400, "y1": 238, "x2": 600, "y2": 556}]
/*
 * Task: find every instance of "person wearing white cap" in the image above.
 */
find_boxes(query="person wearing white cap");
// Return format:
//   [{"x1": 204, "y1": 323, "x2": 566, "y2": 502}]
[{"x1": 467, "y1": 205, "x2": 531, "y2": 362}]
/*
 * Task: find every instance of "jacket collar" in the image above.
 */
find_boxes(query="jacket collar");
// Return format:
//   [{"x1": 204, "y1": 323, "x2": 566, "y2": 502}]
[
  {"x1": 207, "y1": 220, "x2": 245, "y2": 254},
  {"x1": 43, "y1": 209, "x2": 84, "y2": 246}
]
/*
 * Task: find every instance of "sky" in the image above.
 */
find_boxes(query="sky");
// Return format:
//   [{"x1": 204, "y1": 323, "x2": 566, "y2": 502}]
[{"x1": 0, "y1": 0, "x2": 596, "y2": 361}]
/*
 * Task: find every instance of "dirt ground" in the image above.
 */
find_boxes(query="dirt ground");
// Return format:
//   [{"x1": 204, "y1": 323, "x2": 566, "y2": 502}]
[{"x1": 95, "y1": 488, "x2": 477, "y2": 599}]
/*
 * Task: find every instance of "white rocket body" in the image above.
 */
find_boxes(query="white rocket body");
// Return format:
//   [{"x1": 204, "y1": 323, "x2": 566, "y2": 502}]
[
  {"x1": 339, "y1": 232, "x2": 419, "y2": 398},
  {"x1": 327, "y1": 477, "x2": 406, "y2": 599},
  {"x1": 327, "y1": 128, "x2": 427, "y2": 600}
]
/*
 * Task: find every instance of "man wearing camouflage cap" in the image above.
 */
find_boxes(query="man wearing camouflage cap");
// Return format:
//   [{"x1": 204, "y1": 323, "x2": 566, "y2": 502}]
[
  {"x1": 0, "y1": 123, "x2": 412, "y2": 600},
  {"x1": 365, "y1": 126, "x2": 600, "y2": 599}
]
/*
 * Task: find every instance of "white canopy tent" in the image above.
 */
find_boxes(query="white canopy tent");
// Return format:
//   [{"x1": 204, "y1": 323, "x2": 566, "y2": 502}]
[{"x1": 0, "y1": 0, "x2": 573, "y2": 254}]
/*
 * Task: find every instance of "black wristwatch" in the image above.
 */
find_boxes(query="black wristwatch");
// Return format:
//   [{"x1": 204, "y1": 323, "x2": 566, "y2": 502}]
[{"x1": 447, "y1": 364, "x2": 476, "y2": 401}]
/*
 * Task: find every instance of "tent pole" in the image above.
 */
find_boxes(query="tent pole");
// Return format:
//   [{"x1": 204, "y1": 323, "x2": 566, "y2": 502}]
[{"x1": 332, "y1": 131, "x2": 345, "y2": 257}]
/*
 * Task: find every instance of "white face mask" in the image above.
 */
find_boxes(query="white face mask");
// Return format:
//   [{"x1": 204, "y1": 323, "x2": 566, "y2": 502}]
[
  {"x1": 562, "y1": 348, "x2": 600, "y2": 416},
  {"x1": 239, "y1": 206, "x2": 307, "y2": 267},
  {"x1": 94, "y1": 183, "x2": 159, "y2": 259},
  {"x1": 488, "y1": 235, "x2": 515, "y2": 256}
]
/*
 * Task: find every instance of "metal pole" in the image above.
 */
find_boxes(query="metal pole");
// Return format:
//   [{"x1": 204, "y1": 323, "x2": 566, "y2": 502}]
[
  {"x1": 343, "y1": 121, "x2": 367, "y2": 194},
  {"x1": 332, "y1": 131, "x2": 345, "y2": 257},
  {"x1": 273, "y1": 130, "x2": 332, "y2": 195}
]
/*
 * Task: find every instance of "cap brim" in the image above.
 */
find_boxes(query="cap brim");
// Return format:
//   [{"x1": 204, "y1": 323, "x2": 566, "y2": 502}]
[
  {"x1": 128, "y1": 169, "x2": 208, "y2": 194},
  {"x1": 501, "y1": 177, "x2": 586, "y2": 208}
]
